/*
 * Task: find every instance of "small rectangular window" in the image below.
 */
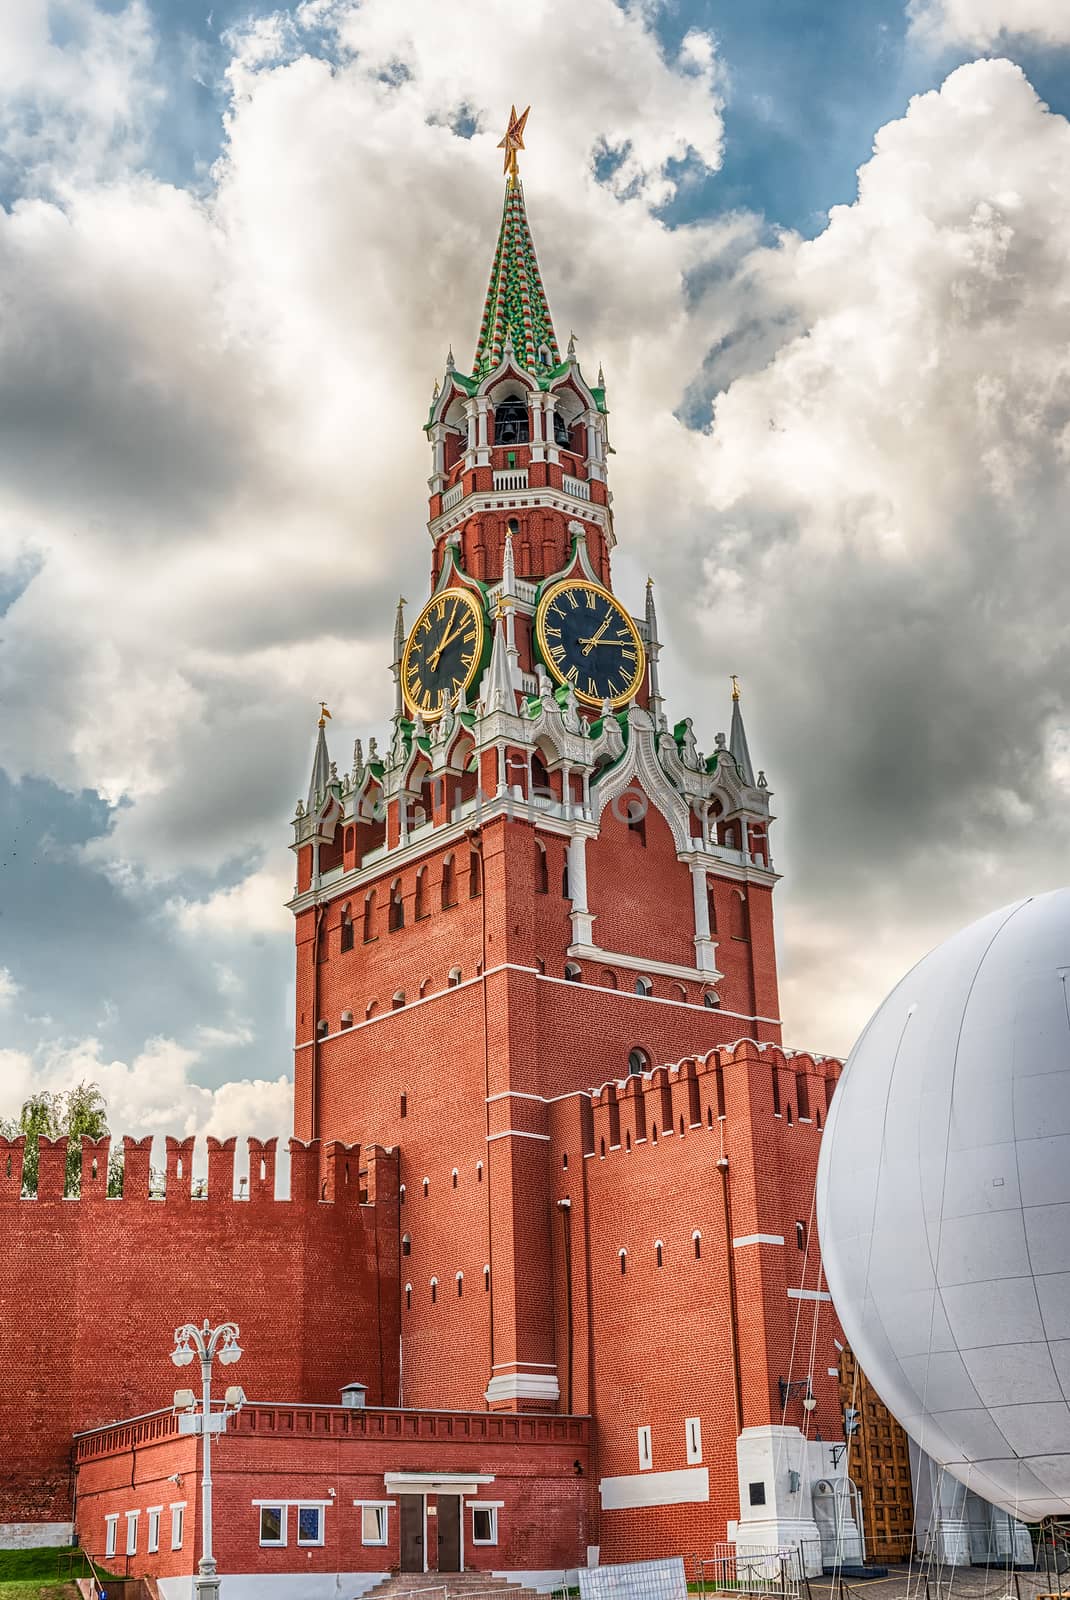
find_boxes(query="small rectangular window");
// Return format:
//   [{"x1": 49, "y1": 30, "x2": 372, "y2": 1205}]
[
  {"x1": 105, "y1": 1517, "x2": 118, "y2": 1559},
  {"x1": 260, "y1": 1505, "x2": 286, "y2": 1546},
  {"x1": 361, "y1": 1504, "x2": 389, "y2": 1546},
  {"x1": 472, "y1": 1505, "x2": 498, "y2": 1545},
  {"x1": 637, "y1": 1425, "x2": 653, "y2": 1471},
  {"x1": 749, "y1": 1481, "x2": 766, "y2": 1507},
  {"x1": 171, "y1": 1504, "x2": 185, "y2": 1550},
  {"x1": 685, "y1": 1416, "x2": 702, "y2": 1465},
  {"x1": 297, "y1": 1506, "x2": 323, "y2": 1546},
  {"x1": 126, "y1": 1512, "x2": 139, "y2": 1556},
  {"x1": 147, "y1": 1508, "x2": 161, "y2": 1553}
]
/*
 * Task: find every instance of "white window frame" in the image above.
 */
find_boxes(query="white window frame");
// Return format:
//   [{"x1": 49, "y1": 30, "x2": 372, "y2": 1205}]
[
  {"x1": 147, "y1": 1505, "x2": 162, "y2": 1553},
  {"x1": 125, "y1": 1510, "x2": 139, "y2": 1556},
  {"x1": 259, "y1": 1504, "x2": 287, "y2": 1547},
  {"x1": 104, "y1": 1515, "x2": 118, "y2": 1558},
  {"x1": 469, "y1": 1501, "x2": 502, "y2": 1546},
  {"x1": 356, "y1": 1500, "x2": 391, "y2": 1547},
  {"x1": 253, "y1": 1499, "x2": 330, "y2": 1550},
  {"x1": 686, "y1": 1416, "x2": 703, "y2": 1465},
  {"x1": 170, "y1": 1503, "x2": 185, "y2": 1550},
  {"x1": 296, "y1": 1504, "x2": 326, "y2": 1548},
  {"x1": 637, "y1": 1424, "x2": 653, "y2": 1471}
]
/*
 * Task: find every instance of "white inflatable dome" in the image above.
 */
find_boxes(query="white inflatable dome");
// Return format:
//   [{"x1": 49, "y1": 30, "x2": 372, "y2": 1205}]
[{"x1": 817, "y1": 889, "x2": 1070, "y2": 1520}]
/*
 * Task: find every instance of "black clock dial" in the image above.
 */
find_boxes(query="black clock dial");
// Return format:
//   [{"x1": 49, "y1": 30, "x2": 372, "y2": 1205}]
[
  {"x1": 535, "y1": 580, "x2": 646, "y2": 709},
  {"x1": 402, "y1": 588, "x2": 485, "y2": 719}
]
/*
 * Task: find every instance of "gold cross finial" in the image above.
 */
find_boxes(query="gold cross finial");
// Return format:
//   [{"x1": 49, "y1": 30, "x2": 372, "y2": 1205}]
[
  {"x1": 730, "y1": 675, "x2": 741, "y2": 703},
  {"x1": 318, "y1": 701, "x2": 332, "y2": 728},
  {"x1": 498, "y1": 104, "x2": 530, "y2": 185}
]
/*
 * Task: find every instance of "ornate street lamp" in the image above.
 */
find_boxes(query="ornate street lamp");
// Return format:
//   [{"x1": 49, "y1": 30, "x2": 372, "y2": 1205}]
[{"x1": 171, "y1": 1319, "x2": 245, "y2": 1599}]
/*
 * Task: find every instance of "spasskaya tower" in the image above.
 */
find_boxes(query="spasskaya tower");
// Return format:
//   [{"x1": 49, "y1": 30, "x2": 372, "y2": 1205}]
[{"x1": 288, "y1": 108, "x2": 781, "y2": 1417}]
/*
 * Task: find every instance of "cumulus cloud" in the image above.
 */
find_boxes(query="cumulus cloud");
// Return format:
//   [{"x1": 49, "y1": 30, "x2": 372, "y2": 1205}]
[
  {"x1": 682, "y1": 58, "x2": 1070, "y2": 1046},
  {"x1": 0, "y1": 1, "x2": 161, "y2": 188},
  {"x1": 167, "y1": 863, "x2": 294, "y2": 937},
  {"x1": 0, "y1": 968, "x2": 19, "y2": 1007},
  {"x1": 0, "y1": 1, "x2": 1068, "y2": 1112},
  {"x1": 908, "y1": 0, "x2": 1070, "y2": 48}
]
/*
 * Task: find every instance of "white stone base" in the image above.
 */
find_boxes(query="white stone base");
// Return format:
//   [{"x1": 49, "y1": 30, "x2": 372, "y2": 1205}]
[
  {"x1": 158, "y1": 1575, "x2": 389, "y2": 1600},
  {"x1": 0, "y1": 1522, "x2": 73, "y2": 1549},
  {"x1": 920, "y1": 1516, "x2": 971, "y2": 1566},
  {"x1": 732, "y1": 1518, "x2": 825, "y2": 1578},
  {"x1": 484, "y1": 1370, "x2": 560, "y2": 1403},
  {"x1": 158, "y1": 1573, "x2": 574, "y2": 1600},
  {"x1": 733, "y1": 1425, "x2": 825, "y2": 1576}
]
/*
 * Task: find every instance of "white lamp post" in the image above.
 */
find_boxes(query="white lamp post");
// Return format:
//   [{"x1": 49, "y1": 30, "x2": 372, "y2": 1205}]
[{"x1": 171, "y1": 1318, "x2": 245, "y2": 1600}]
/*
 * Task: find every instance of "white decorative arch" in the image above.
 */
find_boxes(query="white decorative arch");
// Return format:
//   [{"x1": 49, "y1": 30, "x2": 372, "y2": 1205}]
[{"x1": 590, "y1": 709, "x2": 693, "y2": 853}]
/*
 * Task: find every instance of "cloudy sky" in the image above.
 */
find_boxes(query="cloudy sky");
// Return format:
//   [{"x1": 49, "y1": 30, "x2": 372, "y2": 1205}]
[{"x1": 1, "y1": 0, "x2": 1069, "y2": 1155}]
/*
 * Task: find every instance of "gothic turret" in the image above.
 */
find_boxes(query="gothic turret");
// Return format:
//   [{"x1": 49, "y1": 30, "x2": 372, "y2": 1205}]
[
  {"x1": 729, "y1": 676, "x2": 755, "y2": 786},
  {"x1": 306, "y1": 705, "x2": 332, "y2": 812}
]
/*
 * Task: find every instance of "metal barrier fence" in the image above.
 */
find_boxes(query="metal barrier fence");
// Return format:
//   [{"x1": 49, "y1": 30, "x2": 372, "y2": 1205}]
[
  {"x1": 579, "y1": 1557, "x2": 688, "y2": 1600},
  {"x1": 698, "y1": 1543, "x2": 802, "y2": 1599}
]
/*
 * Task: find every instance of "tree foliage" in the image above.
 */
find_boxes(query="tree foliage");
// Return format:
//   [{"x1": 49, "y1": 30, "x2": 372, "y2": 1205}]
[{"x1": 0, "y1": 1081, "x2": 122, "y2": 1196}]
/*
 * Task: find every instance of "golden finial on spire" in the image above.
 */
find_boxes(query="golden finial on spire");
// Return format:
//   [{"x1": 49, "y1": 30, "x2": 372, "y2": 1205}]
[
  {"x1": 318, "y1": 701, "x2": 332, "y2": 728},
  {"x1": 730, "y1": 675, "x2": 741, "y2": 702},
  {"x1": 498, "y1": 104, "x2": 530, "y2": 185}
]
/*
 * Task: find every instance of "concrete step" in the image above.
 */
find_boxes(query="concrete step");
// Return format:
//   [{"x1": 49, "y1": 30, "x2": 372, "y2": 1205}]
[{"x1": 361, "y1": 1578, "x2": 542, "y2": 1600}]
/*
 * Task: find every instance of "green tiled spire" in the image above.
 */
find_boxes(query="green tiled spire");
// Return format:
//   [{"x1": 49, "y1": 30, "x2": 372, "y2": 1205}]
[{"x1": 473, "y1": 179, "x2": 560, "y2": 378}]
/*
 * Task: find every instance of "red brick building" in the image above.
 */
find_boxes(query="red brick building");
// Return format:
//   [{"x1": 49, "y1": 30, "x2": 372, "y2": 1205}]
[{"x1": 2, "y1": 128, "x2": 860, "y2": 1598}]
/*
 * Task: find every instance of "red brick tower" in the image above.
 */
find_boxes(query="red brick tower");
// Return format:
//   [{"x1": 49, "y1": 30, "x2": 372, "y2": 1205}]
[{"x1": 289, "y1": 116, "x2": 782, "y2": 1422}]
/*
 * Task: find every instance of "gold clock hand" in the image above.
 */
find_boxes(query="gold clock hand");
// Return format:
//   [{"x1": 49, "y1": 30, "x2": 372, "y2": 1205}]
[
  {"x1": 428, "y1": 615, "x2": 462, "y2": 671},
  {"x1": 579, "y1": 615, "x2": 613, "y2": 656}
]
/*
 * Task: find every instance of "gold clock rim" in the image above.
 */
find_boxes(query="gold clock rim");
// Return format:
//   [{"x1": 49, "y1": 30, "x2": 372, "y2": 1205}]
[
  {"x1": 401, "y1": 585, "x2": 486, "y2": 721},
  {"x1": 535, "y1": 578, "x2": 646, "y2": 709}
]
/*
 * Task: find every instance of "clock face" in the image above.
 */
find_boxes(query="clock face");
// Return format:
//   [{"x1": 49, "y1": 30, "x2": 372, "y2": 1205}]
[
  {"x1": 402, "y1": 587, "x2": 486, "y2": 719},
  {"x1": 535, "y1": 579, "x2": 646, "y2": 709}
]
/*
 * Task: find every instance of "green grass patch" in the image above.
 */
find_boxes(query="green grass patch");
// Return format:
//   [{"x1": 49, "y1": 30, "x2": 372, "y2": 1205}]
[
  {"x1": 0, "y1": 1549, "x2": 77, "y2": 1580},
  {"x1": 0, "y1": 1583, "x2": 80, "y2": 1599},
  {"x1": 0, "y1": 1547, "x2": 114, "y2": 1595}
]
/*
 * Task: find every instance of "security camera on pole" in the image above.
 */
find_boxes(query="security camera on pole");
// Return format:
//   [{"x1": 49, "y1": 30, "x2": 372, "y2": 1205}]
[{"x1": 170, "y1": 1319, "x2": 246, "y2": 1600}]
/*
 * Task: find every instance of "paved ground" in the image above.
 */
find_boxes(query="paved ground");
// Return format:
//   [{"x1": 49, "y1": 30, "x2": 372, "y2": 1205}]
[{"x1": 805, "y1": 1567, "x2": 1069, "y2": 1600}]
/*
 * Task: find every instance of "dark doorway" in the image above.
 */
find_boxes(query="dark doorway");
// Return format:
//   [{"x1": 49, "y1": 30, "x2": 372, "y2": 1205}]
[
  {"x1": 400, "y1": 1495, "x2": 425, "y2": 1573},
  {"x1": 436, "y1": 1495, "x2": 461, "y2": 1572}
]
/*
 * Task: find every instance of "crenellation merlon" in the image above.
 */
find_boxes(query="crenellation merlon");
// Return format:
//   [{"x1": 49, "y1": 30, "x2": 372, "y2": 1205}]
[{"x1": 0, "y1": 1133, "x2": 390, "y2": 1207}]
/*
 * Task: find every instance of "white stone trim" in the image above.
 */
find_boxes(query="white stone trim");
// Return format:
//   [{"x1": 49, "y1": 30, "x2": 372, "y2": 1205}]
[
  {"x1": 296, "y1": 959, "x2": 782, "y2": 1050},
  {"x1": 385, "y1": 1472, "x2": 494, "y2": 1495},
  {"x1": 485, "y1": 1129, "x2": 551, "y2": 1143},
  {"x1": 734, "y1": 1234, "x2": 785, "y2": 1248},
  {"x1": 536, "y1": 970, "x2": 777, "y2": 1024},
  {"x1": 787, "y1": 1287, "x2": 832, "y2": 1302},
  {"x1": 565, "y1": 942, "x2": 723, "y2": 985},
  {"x1": 429, "y1": 485, "x2": 608, "y2": 545},
  {"x1": 484, "y1": 1371, "x2": 560, "y2": 1403},
  {"x1": 599, "y1": 1467, "x2": 710, "y2": 1511}
]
